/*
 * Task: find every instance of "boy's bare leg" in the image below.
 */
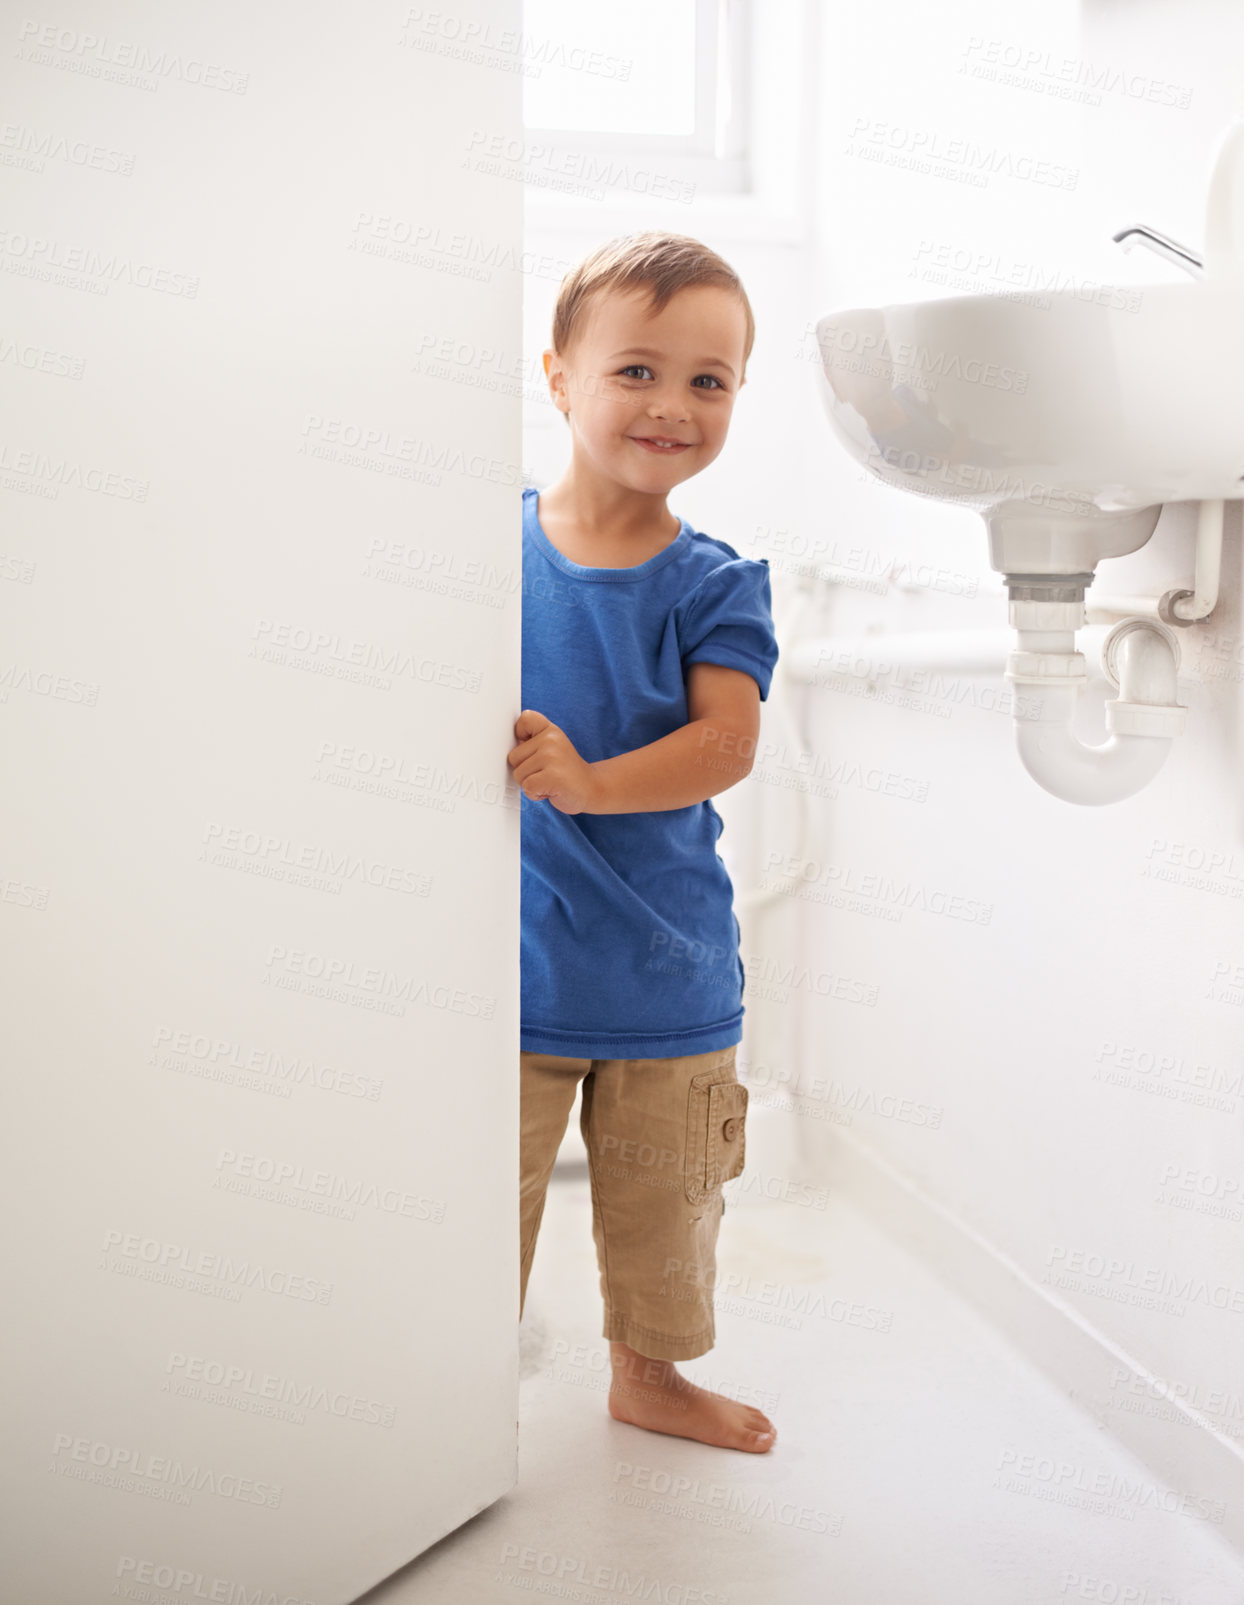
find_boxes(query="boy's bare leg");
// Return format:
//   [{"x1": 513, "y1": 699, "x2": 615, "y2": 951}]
[{"x1": 607, "y1": 1340, "x2": 777, "y2": 1452}]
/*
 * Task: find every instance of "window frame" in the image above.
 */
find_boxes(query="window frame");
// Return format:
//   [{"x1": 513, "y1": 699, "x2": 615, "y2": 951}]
[
  {"x1": 521, "y1": 0, "x2": 748, "y2": 193},
  {"x1": 521, "y1": 0, "x2": 814, "y2": 243}
]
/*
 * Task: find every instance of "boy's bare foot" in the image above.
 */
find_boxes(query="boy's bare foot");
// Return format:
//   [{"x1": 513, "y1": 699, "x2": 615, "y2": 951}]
[{"x1": 606, "y1": 1340, "x2": 777, "y2": 1453}]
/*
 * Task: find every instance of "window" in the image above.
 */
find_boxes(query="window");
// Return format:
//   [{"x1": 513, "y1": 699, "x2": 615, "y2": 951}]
[{"x1": 520, "y1": 0, "x2": 749, "y2": 197}]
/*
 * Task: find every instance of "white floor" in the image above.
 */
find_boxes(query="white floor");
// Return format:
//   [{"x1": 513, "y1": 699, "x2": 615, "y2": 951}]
[{"x1": 365, "y1": 1169, "x2": 1244, "y2": 1605}]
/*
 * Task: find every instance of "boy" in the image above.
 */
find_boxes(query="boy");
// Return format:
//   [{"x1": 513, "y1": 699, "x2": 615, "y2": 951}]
[{"x1": 508, "y1": 231, "x2": 780, "y2": 1454}]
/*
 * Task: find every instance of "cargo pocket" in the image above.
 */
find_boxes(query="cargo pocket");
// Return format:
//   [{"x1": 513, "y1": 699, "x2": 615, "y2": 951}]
[{"x1": 684, "y1": 1067, "x2": 748, "y2": 1206}]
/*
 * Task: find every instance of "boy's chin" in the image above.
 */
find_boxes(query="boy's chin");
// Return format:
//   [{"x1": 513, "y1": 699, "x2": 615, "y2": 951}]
[{"x1": 615, "y1": 448, "x2": 698, "y2": 482}]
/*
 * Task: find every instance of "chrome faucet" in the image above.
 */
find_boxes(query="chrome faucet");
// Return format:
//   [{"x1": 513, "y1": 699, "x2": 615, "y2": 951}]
[{"x1": 1112, "y1": 224, "x2": 1203, "y2": 279}]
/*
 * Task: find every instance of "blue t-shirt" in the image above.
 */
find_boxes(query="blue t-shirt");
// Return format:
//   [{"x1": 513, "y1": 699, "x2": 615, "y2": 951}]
[{"x1": 520, "y1": 485, "x2": 780, "y2": 1060}]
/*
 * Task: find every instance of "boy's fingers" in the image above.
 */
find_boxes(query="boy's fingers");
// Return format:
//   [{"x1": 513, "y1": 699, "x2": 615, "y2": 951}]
[
  {"x1": 515, "y1": 707, "x2": 552, "y2": 739},
  {"x1": 508, "y1": 731, "x2": 543, "y2": 766},
  {"x1": 512, "y1": 752, "x2": 549, "y2": 790}
]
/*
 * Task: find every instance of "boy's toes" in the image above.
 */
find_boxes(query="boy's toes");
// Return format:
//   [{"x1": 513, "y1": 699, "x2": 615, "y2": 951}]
[{"x1": 736, "y1": 1408, "x2": 776, "y2": 1450}]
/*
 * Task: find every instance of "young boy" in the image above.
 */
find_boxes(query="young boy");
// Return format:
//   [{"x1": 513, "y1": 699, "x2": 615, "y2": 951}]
[{"x1": 508, "y1": 231, "x2": 780, "y2": 1454}]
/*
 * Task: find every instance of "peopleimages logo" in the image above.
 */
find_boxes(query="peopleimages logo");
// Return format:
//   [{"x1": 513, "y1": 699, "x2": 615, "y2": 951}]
[
  {"x1": 995, "y1": 1445, "x2": 1224, "y2": 1524},
  {"x1": 843, "y1": 117, "x2": 1079, "y2": 190},
  {"x1": 958, "y1": 36, "x2": 1193, "y2": 110},
  {"x1": 1045, "y1": 1245, "x2": 1244, "y2": 1315},
  {"x1": 613, "y1": 1460, "x2": 843, "y2": 1536},
  {"x1": 113, "y1": 1558, "x2": 314, "y2": 1605},
  {"x1": 50, "y1": 1433, "x2": 282, "y2": 1508},
  {"x1": 820, "y1": 324, "x2": 1028, "y2": 393},
  {"x1": 764, "y1": 851, "x2": 993, "y2": 925},
  {"x1": 748, "y1": 738, "x2": 929, "y2": 803},
  {"x1": 401, "y1": 10, "x2": 634, "y2": 82},
  {"x1": 212, "y1": 1146, "x2": 447, "y2": 1224},
  {"x1": 495, "y1": 1546, "x2": 725, "y2": 1603},
  {"x1": 164, "y1": 1351, "x2": 397, "y2": 1429},
  {"x1": 99, "y1": 1227, "x2": 333, "y2": 1305},
  {"x1": 14, "y1": 21, "x2": 250, "y2": 93}
]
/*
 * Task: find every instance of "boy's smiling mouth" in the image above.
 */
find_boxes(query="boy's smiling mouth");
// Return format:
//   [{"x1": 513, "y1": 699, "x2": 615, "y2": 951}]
[{"x1": 630, "y1": 435, "x2": 692, "y2": 452}]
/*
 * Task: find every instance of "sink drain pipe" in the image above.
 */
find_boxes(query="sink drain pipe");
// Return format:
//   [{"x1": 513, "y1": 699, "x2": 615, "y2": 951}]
[{"x1": 1004, "y1": 576, "x2": 1188, "y2": 805}]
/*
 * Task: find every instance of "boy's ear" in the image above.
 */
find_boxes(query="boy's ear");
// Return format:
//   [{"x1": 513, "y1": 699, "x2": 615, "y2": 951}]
[
  {"x1": 539, "y1": 349, "x2": 568, "y2": 420},
  {"x1": 543, "y1": 348, "x2": 571, "y2": 421}
]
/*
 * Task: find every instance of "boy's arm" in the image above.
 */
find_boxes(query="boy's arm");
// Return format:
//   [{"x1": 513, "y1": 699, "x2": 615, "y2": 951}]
[{"x1": 586, "y1": 663, "x2": 761, "y2": 814}]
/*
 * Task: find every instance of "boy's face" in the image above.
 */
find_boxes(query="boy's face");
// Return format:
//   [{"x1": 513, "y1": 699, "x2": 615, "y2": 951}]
[{"x1": 543, "y1": 283, "x2": 748, "y2": 496}]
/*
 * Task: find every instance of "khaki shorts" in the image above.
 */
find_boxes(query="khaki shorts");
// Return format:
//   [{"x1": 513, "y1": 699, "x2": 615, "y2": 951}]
[{"x1": 519, "y1": 1044, "x2": 748, "y2": 1362}]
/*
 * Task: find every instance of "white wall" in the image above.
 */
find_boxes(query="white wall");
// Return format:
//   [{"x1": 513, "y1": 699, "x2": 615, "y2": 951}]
[
  {"x1": 782, "y1": 0, "x2": 1244, "y2": 1532},
  {"x1": 521, "y1": 0, "x2": 1244, "y2": 1541},
  {"x1": 1, "y1": 3, "x2": 521, "y2": 1598}
]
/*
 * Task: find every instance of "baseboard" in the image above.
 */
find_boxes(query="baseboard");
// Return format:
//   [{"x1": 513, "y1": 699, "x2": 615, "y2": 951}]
[{"x1": 815, "y1": 1119, "x2": 1244, "y2": 1558}]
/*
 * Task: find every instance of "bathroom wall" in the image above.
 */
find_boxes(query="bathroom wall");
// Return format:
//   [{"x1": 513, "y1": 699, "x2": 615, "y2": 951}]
[
  {"x1": 522, "y1": 0, "x2": 1244, "y2": 1533},
  {"x1": 0, "y1": 2, "x2": 521, "y2": 1597},
  {"x1": 785, "y1": 0, "x2": 1244, "y2": 1523},
  {"x1": 518, "y1": 0, "x2": 1243, "y2": 1533}
]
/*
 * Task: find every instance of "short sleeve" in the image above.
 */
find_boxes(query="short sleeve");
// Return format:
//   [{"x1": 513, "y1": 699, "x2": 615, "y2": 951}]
[{"x1": 676, "y1": 557, "x2": 780, "y2": 702}]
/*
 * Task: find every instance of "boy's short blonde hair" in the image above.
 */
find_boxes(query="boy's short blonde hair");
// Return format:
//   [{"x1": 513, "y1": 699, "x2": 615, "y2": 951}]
[{"x1": 550, "y1": 230, "x2": 755, "y2": 377}]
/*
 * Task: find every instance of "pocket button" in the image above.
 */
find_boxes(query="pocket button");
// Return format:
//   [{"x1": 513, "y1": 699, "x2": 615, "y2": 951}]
[{"x1": 722, "y1": 1117, "x2": 740, "y2": 1141}]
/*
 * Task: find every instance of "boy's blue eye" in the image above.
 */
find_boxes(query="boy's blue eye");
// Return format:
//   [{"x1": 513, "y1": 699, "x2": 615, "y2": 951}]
[{"x1": 618, "y1": 365, "x2": 725, "y2": 390}]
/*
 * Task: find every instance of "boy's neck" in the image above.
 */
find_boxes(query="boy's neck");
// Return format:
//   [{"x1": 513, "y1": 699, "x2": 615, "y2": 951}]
[{"x1": 539, "y1": 469, "x2": 680, "y2": 548}]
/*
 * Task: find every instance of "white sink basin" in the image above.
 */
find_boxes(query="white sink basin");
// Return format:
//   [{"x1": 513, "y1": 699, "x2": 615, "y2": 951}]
[{"x1": 815, "y1": 281, "x2": 1244, "y2": 575}]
